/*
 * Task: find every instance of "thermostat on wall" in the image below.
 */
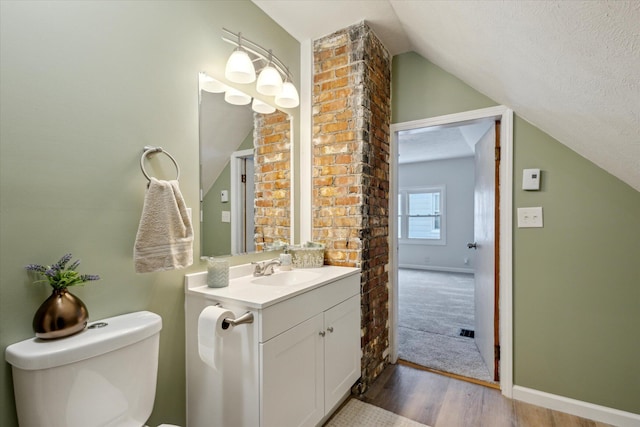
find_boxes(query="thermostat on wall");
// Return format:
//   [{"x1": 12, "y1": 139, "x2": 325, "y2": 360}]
[{"x1": 522, "y1": 168, "x2": 541, "y2": 190}]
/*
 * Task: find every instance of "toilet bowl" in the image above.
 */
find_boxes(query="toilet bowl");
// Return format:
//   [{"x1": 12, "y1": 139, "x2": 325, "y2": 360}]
[{"x1": 5, "y1": 311, "x2": 181, "y2": 427}]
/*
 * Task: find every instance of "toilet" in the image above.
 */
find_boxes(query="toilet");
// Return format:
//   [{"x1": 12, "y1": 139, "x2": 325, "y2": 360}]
[{"x1": 5, "y1": 311, "x2": 180, "y2": 427}]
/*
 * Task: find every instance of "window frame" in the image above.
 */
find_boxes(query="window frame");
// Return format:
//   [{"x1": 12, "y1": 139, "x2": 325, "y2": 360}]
[{"x1": 398, "y1": 185, "x2": 446, "y2": 246}]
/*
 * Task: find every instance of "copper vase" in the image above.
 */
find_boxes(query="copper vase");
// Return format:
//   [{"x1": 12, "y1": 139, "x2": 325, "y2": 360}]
[{"x1": 33, "y1": 288, "x2": 88, "y2": 339}]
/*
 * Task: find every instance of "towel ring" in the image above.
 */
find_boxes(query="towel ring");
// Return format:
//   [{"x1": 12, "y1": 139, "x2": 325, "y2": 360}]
[{"x1": 140, "y1": 145, "x2": 180, "y2": 182}]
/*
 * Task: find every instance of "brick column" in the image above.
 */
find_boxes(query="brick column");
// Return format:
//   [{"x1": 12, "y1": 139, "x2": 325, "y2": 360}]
[
  {"x1": 313, "y1": 22, "x2": 391, "y2": 391},
  {"x1": 254, "y1": 110, "x2": 291, "y2": 251}
]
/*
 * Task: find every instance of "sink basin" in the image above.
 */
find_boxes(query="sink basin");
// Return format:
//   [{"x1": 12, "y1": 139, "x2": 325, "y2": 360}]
[{"x1": 251, "y1": 270, "x2": 322, "y2": 286}]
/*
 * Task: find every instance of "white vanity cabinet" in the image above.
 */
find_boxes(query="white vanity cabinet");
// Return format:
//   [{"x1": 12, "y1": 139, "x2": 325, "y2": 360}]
[
  {"x1": 261, "y1": 294, "x2": 360, "y2": 427},
  {"x1": 185, "y1": 265, "x2": 360, "y2": 427},
  {"x1": 259, "y1": 274, "x2": 361, "y2": 427}
]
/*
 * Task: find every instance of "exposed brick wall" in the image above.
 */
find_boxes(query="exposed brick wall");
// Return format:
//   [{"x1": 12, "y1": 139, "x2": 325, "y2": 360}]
[
  {"x1": 254, "y1": 110, "x2": 291, "y2": 251},
  {"x1": 313, "y1": 22, "x2": 391, "y2": 392}
]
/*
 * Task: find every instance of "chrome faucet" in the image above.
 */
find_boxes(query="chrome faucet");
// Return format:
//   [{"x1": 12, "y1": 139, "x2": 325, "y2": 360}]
[{"x1": 252, "y1": 259, "x2": 281, "y2": 276}]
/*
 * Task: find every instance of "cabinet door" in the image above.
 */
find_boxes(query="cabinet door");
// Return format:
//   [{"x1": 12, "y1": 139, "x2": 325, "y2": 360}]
[
  {"x1": 324, "y1": 294, "x2": 361, "y2": 412},
  {"x1": 260, "y1": 314, "x2": 324, "y2": 427}
]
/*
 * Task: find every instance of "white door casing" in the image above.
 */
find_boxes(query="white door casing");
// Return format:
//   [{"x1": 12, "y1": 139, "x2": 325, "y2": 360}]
[
  {"x1": 230, "y1": 149, "x2": 254, "y2": 254},
  {"x1": 389, "y1": 106, "x2": 513, "y2": 397}
]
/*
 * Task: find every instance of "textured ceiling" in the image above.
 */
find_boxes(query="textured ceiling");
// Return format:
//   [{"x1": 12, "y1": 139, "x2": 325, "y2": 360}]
[
  {"x1": 398, "y1": 121, "x2": 493, "y2": 164},
  {"x1": 253, "y1": 0, "x2": 640, "y2": 191}
]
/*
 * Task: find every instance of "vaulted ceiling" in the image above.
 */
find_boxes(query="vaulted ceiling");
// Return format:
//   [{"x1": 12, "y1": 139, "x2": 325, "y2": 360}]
[{"x1": 253, "y1": 0, "x2": 640, "y2": 191}]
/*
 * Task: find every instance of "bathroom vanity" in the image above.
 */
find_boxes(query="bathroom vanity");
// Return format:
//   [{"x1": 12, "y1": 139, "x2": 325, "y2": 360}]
[{"x1": 185, "y1": 264, "x2": 361, "y2": 427}]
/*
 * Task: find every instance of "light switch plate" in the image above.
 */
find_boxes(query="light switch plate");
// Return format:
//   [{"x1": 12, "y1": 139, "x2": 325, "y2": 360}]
[
  {"x1": 221, "y1": 211, "x2": 231, "y2": 223},
  {"x1": 517, "y1": 207, "x2": 543, "y2": 228},
  {"x1": 220, "y1": 190, "x2": 229, "y2": 203}
]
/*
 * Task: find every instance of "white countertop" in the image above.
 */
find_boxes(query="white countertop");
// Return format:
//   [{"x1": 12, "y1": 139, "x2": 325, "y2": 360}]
[{"x1": 185, "y1": 264, "x2": 360, "y2": 309}]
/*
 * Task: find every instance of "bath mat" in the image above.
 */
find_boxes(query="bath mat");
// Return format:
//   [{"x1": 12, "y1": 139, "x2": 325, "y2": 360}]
[{"x1": 325, "y1": 399, "x2": 429, "y2": 427}]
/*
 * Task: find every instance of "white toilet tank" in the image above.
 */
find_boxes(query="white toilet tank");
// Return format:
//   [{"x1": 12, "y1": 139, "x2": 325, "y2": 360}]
[{"x1": 5, "y1": 311, "x2": 162, "y2": 427}]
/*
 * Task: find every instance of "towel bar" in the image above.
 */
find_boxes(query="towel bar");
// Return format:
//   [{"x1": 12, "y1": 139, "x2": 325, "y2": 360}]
[{"x1": 140, "y1": 145, "x2": 180, "y2": 182}]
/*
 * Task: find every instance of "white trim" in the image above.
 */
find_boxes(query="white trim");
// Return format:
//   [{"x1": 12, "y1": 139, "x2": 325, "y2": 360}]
[
  {"x1": 230, "y1": 149, "x2": 254, "y2": 255},
  {"x1": 288, "y1": 114, "x2": 296, "y2": 244},
  {"x1": 499, "y1": 108, "x2": 514, "y2": 398},
  {"x1": 389, "y1": 116, "x2": 400, "y2": 366},
  {"x1": 398, "y1": 264, "x2": 474, "y2": 274},
  {"x1": 299, "y1": 39, "x2": 313, "y2": 243},
  {"x1": 512, "y1": 386, "x2": 640, "y2": 427},
  {"x1": 390, "y1": 106, "x2": 514, "y2": 398}
]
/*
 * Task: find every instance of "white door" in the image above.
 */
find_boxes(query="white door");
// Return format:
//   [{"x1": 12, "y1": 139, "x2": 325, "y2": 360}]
[{"x1": 473, "y1": 123, "x2": 498, "y2": 380}]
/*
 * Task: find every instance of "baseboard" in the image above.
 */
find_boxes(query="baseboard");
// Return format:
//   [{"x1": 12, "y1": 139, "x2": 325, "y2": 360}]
[
  {"x1": 512, "y1": 385, "x2": 640, "y2": 427},
  {"x1": 399, "y1": 264, "x2": 474, "y2": 274}
]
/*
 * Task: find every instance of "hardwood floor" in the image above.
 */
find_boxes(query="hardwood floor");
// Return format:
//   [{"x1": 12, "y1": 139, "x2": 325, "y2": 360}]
[{"x1": 361, "y1": 362, "x2": 612, "y2": 427}]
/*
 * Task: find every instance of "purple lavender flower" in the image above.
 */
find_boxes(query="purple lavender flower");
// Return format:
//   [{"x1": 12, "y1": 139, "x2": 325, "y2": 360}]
[
  {"x1": 52, "y1": 253, "x2": 73, "y2": 271},
  {"x1": 25, "y1": 254, "x2": 100, "y2": 290},
  {"x1": 25, "y1": 264, "x2": 47, "y2": 274}
]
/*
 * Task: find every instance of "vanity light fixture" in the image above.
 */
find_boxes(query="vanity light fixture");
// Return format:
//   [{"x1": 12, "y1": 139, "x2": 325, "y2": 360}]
[
  {"x1": 224, "y1": 87, "x2": 252, "y2": 106},
  {"x1": 252, "y1": 98, "x2": 276, "y2": 114},
  {"x1": 199, "y1": 72, "x2": 227, "y2": 93},
  {"x1": 275, "y1": 80, "x2": 300, "y2": 109},
  {"x1": 224, "y1": 33, "x2": 256, "y2": 84},
  {"x1": 200, "y1": 72, "x2": 275, "y2": 114},
  {"x1": 222, "y1": 28, "x2": 299, "y2": 109},
  {"x1": 256, "y1": 52, "x2": 283, "y2": 96}
]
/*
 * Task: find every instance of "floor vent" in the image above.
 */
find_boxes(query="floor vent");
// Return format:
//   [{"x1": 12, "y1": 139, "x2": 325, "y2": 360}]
[{"x1": 459, "y1": 329, "x2": 475, "y2": 338}]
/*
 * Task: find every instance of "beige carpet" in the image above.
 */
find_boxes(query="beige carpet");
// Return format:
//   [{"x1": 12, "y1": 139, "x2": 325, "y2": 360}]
[
  {"x1": 325, "y1": 399, "x2": 429, "y2": 427},
  {"x1": 398, "y1": 269, "x2": 496, "y2": 384}
]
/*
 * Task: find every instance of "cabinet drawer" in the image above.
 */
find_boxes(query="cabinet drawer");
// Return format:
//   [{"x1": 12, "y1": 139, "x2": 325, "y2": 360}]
[{"x1": 260, "y1": 273, "x2": 359, "y2": 343}]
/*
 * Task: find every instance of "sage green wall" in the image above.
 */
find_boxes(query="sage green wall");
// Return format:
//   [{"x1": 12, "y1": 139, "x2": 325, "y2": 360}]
[
  {"x1": 393, "y1": 52, "x2": 640, "y2": 414},
  {"x1": 202, "y1": 130, "x2": 253, "y2": 256},
  {"x1": 203, "y1": 162, "x2": 233, "y2": 256},
  {"x1": 0, "y1": 1, "x2": 299, "y2": 426}
]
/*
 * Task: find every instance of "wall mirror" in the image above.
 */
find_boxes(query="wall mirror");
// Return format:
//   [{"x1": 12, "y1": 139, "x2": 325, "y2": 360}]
[{"x1": 199, "y1": 74, "x2": 293, "y2": 257}]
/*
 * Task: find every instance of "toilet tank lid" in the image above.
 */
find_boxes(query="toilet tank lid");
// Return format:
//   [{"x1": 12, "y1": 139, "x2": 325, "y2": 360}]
[{"x1": 5, "y1": 311, "x2": 162, "y2": 371}]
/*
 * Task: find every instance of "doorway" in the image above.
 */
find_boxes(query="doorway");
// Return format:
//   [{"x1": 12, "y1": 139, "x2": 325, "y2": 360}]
[
  {"x1": 230, "y1": 149, "x2": 255, "y2": 254},
  {"x1": 389, "y1": 106, "x2": 514, "y2": 396},
  {"x1": 395, "y1": 119, "x2": 495, "y2": 383}
]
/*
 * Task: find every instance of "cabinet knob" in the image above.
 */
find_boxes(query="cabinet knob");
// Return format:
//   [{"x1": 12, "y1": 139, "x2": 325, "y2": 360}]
[
  {"x1": 319, "y1": 331, "x2": 326, "y2": 337},
  {"x1": 327, "y1": 326, "x2": 334, "y2": 333}
]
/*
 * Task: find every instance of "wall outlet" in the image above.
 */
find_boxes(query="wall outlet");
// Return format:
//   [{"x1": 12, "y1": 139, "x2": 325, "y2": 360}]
[
  {"x1": 517, "y1": 207, "x2": 543, "y2": 228},
  {"x1": 221, "y1": 211, "x2": 231, "y2": 223}
]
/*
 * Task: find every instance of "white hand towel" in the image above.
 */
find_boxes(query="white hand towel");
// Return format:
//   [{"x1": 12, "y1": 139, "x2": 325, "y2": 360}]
[{"x1": 134, "y1": 178, "x2": 193, "y2": 273}]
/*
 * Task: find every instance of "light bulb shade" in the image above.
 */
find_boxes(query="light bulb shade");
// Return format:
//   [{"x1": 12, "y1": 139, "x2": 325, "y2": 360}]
[
  {"x1": 274, "y1": 81, "x2": 299, "y2": 108},
  {"x1": 224, "y1": 88, "x2": 251, "y2": 106},
  {"x1": 201, "y1": 78, "x2": 227, "y2": 93},
  {"x1": 252, "y1": 98, "x2": 276, "y2": 114},
  {"x1": 256, "y1": 65, "x2": 283, "y2": 96},
  {"x1": 225, "y1": 49, "x2": 256, "y2": 84}
]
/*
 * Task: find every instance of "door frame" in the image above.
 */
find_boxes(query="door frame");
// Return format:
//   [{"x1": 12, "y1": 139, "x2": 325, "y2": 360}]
[
  {"x1": 389, "y1": 106, "x2": 514, "y2": 397},
  {"x1": 230, "y1": 149, "x2": 254, "y2": 254}
]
